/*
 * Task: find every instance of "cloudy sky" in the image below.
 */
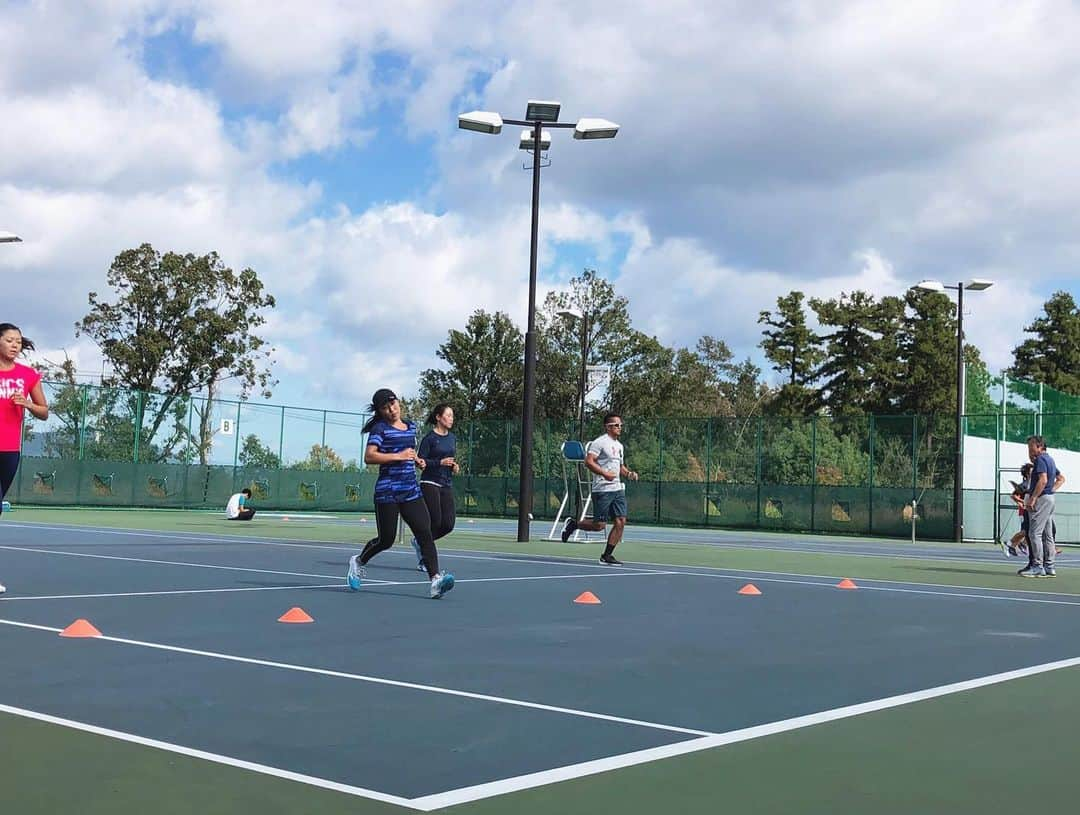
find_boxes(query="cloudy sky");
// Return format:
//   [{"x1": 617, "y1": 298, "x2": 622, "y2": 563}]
[{"x1": 2, "y1": 0, "x2": 1078, "y2": 413}]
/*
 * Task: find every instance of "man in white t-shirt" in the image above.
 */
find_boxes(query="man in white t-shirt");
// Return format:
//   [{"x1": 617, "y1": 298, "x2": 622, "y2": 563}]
[
  {"x1": 561, "y1": 413, "x2": 639, "y2": 565},
  {"x1": 226, "y1": 488, "x2": 255, "y2": 521}
]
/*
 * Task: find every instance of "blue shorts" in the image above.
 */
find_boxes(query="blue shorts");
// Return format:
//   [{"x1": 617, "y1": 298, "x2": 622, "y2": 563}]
[{"x1": 592, "y1": 491, "x2": 627, "y2": 522}]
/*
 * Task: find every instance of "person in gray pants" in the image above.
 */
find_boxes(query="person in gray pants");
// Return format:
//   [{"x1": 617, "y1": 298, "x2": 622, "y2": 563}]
[{"x1": 1019, "y1": 435, "x2": 1059, "y2": 578}]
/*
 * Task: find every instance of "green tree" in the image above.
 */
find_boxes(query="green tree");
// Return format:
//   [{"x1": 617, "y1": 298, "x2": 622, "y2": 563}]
[
  {"x1": 896, "y1": 289, "x2": 959, "y2": 415},
  {"x1": 758, "y1": 291, "x2": 822, "y2": 414},
  {"x1": 417, "y1": 310, "x2": 524, "y2": 422},
  {"x1": 75, "y1": 243, "x2": 276, "y2": 461},
  {"x1": 810, "y1": 291, "x2": 904, "y2": 414},
  {"x1": 1011, "y1": 291, "x2": 1080, "y2": 395},
  {"x1": 238, "y1": 434, "x2": 281, "y2": 469},
  {"x1": 294, "y1": 444, "x2": 345, "y2": 471}
]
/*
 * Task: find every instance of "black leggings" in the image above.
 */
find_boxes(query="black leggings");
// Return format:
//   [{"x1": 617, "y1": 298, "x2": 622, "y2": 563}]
[
  {"x1": 359, "y1": 498, "x2": 439, "y2": 577},
  {"x1": 0, "y1": 451, "x2": 18, "y2": 514},
  {"x1": 421, "y1": 483, "x2": 456, "y2": 541}
]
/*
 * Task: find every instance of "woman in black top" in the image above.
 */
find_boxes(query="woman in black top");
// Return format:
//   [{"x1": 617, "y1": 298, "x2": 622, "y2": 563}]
[{"x1": 411, "y1": 404, "x2": 459, "y2": 571}]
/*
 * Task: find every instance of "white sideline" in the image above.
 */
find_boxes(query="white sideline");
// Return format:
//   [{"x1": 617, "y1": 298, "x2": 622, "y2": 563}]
[{"x1": 2, "y1": 624, "x2": 1078, "y2": 811}]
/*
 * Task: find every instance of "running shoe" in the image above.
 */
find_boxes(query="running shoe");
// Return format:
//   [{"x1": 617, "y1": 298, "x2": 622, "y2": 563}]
[
  {"x1": 430, "y1": 571, "x2": 455, "y2": 599},
  {"x1": 1042, "y1": 567, "x2": 1057, "y2": 578},
  {"x1": 599, "y1": 553, "x2": 623, "y2": 566},
  {"x1": 561, "y1": 517, "x2": 578, "y2": 542},
  {"x1": 0, "y1": 582, "x2": 6, "y2": 595},
  {"x1": 410, "y1": 536, "x2": 427, "y2": 571},
  {"x1": 346, "y1": 555, "x2": 366, "y2": 591},
  {"x1": 1018, "y1": 565, "x2": 1044, "y2": 578}
]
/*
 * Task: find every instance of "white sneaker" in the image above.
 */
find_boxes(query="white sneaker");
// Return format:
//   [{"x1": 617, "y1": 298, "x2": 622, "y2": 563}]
[
  {"x1": 346, "y1": 555, "x2": 366, "y2": 591},
  {"x1": 410, "y1": 536, "x2": 427, "y2": 571},
  {"x1": 429, "y1": 571, "x2": 455, "y2": 599},
  {"x1": 0, "y1": 582, "x2": 6, "y2": 595}
]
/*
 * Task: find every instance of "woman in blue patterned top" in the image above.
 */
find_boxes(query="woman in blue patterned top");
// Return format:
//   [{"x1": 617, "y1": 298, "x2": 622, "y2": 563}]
[
  {"x1": 346, "y1": 388, "x2": 455, "y2": 599},
  {"x1": 409, "y1": 404, "x2": 460, "y2": 571}
]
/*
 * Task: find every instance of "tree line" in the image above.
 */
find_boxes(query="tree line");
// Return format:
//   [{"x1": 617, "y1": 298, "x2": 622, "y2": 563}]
[{"x1": 30, "y1": 245, "x2": 1080, "y2": 479}]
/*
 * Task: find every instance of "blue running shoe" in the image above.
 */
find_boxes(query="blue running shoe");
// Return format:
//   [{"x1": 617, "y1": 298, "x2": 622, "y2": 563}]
[
  {"x1": 430, "y1": 571, "x2": 455, "y2": 599},
  {"x1": 1018, "y1": 565, "x2": 1044, "y2": 578},
  {"x1": 346, "y1": 555, "x2": 366, "y2": 591},
  {"x1": 410, "y1": 536, "x2": 427, "y2": 571}
]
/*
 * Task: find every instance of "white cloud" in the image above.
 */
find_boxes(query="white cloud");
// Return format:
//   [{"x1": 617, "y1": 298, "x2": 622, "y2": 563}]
[{"x1": 3, "y1": 0, "x2": 1080, "y2": 413}]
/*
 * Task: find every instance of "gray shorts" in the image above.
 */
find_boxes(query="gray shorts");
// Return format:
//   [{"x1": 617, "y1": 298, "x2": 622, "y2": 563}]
[{"x1": 592, "y1": 491, "x2": 627, "y2": 522}]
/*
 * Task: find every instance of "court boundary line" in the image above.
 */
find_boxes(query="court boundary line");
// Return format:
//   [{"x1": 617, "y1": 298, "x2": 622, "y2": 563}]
[
  {"x1": 2, "y1": 624, "x2": 1077, "y2": 810},
  {"x1": 0, "y1": 617, "x2": 714, "y2": 737},
  {"x1": 0, "y1": 701, "x2": 417, "y2": 809},
  {"x1": 6, "y1": 518, "x2": 1070, "y2": 573},
  {"x1": 0, "y1": 583, "x2": 344, "y2": 602},
  {"x1": 2, "y1": 539, "x2": 1080, "y2": 608},
  {"x1": 408, "y1": 654, "x2": 1080, "y2": 810}
]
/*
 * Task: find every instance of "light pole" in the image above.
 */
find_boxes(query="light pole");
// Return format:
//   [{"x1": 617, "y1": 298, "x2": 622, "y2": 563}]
[
  {"x1": 911, "y1": 278, "x2": 994, "y2": 542},
  {"x1": 0, "y1": 231, "x2": 22, "y2": 243},
  {"x1": 459, "y1": 101, "x2": 619, "y2": 542}
]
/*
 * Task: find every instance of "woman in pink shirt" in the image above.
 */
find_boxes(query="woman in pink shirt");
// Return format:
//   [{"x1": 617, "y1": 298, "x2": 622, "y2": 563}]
[{"x1": 0, "y1": 323, "x2": 49, "y2": 594}]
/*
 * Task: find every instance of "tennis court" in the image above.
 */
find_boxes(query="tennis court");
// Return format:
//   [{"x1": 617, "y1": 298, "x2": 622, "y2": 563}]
[{"x1": 2, "y1": 507, "x2": 1079, "y2": 813}]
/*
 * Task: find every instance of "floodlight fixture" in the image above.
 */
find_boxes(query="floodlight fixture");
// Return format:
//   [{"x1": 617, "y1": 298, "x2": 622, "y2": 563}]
[
  {"x1": 965, "y1": 278, "x2": 994, "y2": 291},
  {"x1": 525, "y1": 100, "x2": 561, "y2": 122},
  {"x1": 912, "y1": 279, "x2": 945, "y2": 293},
  {"x1": 0, "y1": 231, "x2": 22, "y2": 243},
  {"x1": 458, "y1": 111, "x2": 503, "y2": 134},
  {"x1": 573, "y1": 118, "x2": 620, "y2": 140},
  {"x1": 519, "y1": 128, "x2": 552, "y2": 152}
]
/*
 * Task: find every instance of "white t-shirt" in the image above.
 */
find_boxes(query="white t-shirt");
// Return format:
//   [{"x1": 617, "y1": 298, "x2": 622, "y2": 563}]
[
  {"x1": 225, "y1": 492, "x2": 247, "y2": 519},
  {"x1": 587, "y1": 433, "x2": 624, "y2": 493}
]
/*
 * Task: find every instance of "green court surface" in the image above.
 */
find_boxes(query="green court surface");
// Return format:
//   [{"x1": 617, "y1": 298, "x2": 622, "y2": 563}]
[{"x1": 2, "y1": 507, "x2": 1078, "y2": 814}]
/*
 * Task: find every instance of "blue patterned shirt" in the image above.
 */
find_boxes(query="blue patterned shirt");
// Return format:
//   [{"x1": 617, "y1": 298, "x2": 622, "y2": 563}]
[{"x1": 367, "y1": 420, "x2": 422, "y2": 504}]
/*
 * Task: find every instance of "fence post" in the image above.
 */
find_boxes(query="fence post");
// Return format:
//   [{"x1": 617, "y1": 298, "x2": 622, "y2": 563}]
[
  {"x1": 755, "y1": 416, "x2": 763, "y2": 526},
  {"x1": 77, "y1": 385, "x2": 88, "y2": 461},
  {"x1": 278, "y1": 405, "x2": 285, "y2": 466},
  {"x1": 810, "y1": 415, "x2": 818, "y2": 532},
  {"x1": 993, "y1": 411, "x2": 1002, "y2": 545},
  {"x1": 912, "y1": 414, "x2": 918, "y2": 497},
  {"x1": 232, "y1": 402, "x2": 241, "y2": 469},
  {"x1": 656, "y1": 419, "x2": 665, "y2": 524},
  {"x1": 868, "y1": 415, "x2": 875, "y2": 534},
  {"x1": 134, "y1": 390, "x2": 145, "y2": 462},
  {"x1": 705, "y1": 418, "x2": 712, "y2": 526}
]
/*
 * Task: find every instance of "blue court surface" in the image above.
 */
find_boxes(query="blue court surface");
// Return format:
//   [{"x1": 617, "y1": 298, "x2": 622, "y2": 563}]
[{"x1": 2, "y1": 516, "x2": 1080, "y2": 811}]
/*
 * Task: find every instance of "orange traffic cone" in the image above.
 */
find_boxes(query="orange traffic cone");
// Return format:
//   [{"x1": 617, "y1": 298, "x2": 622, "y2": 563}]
[
  {"x1": 738, "y1": 584, "x2": 762, "y2": 596},
  {"x1": 59, "y1": 619, "x2": 102, "y2": 638},
  {"x1": 574, "y1": 591, "x2": 602, "y2": 605},
  {"x1": 278, "y1": 607, "x2": 314, "y2": 623}
]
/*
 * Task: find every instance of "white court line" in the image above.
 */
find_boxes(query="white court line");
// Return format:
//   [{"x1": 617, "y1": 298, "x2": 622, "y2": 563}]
[
  {"x1": 0, "y1": 617, "x2": 712, "y2": 738},
  {"x1": 6, "y1": 523, "x2": 1080, "y2": 605},
  {"x1": 0, "y1": 571, "x2": 680, "y2": 602},
  {"x1": 644, "y1": 568, "x2": 1080, "y2": 608},
  {"x1": 0, "y1": 583, "x2": 343, "y2": 602},
  {"x1": 2, "y1": 620, "x2": 1078, "y2": 810},
  {"x1": 0, "y1": 542, "x2": 389, "y2": 583},
  {"x1": 409, "y1": 654, "x2": 1080, "y2": 810},
  {"x1": 0, "y1": 702, "x2": 416, "y2": 810}
]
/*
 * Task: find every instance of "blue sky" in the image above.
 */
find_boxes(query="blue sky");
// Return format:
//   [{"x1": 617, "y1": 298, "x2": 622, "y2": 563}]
[{"x1": 2, "y1": 0, "x2": 1079, "y2": 426}]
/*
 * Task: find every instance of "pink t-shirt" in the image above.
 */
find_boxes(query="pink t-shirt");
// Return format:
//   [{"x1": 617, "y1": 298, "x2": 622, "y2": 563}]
[{"x1": 0, "y1": 362, "x2": 42, "y2": 451}]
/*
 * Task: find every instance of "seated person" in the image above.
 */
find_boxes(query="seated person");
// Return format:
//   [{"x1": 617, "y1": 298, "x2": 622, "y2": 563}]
[{"x1": 226, "y1": 487, "x2": 255, "y2": 521}]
